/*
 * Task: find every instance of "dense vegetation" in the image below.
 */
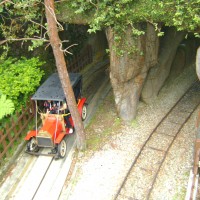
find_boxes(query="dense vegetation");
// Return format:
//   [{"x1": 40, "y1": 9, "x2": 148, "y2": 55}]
[
  {"x1": 59, "y1": 0, "x2": 200, "y2": 121},
  {"x1": 64, "y1": 0, "x2": 200, "y2": 48},
  {"x1": 1, "y1": 0, "x2": 200, "y2": 122},
  {"x1": 0, "y1": 57, "x2": 44, "y2": 119},
  {"x1": 0, "y1": 94, "x2": 14, "y2": 120},
  {"x1": 0, "y1": 0, "x2": 44, "y2": 57}
]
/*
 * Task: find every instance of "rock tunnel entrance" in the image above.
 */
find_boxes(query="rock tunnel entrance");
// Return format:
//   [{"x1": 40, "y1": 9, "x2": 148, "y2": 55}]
[{"x1": 58, "y1": 23, "x2": 200, "y2": 122}]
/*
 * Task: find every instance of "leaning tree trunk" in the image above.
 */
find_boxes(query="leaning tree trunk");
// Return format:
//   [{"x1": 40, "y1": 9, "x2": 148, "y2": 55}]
[
  {"x1": 196, "y1": 46, "x2": 200, "y2": 80},
  {"x1": 44, "y1": 0, "x2": 86, "y2": 150},
  {"x1": 141, "y1": 27, "x2": 186, "y2": 103},
  {"x1": 106, "y1": 23, "x2": 158, "y2": 122}
]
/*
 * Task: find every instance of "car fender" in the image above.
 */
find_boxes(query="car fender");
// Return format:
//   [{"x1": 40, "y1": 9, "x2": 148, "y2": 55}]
[
  {"x1": 55, "y1": 132, "x2": 66, "y2": 144},
  {"x1": 25, "y1": 130, "x2": 37, "y2": 141},
  {"x1": 77, "y1": 98, "x2": 87, "y2": 115}
]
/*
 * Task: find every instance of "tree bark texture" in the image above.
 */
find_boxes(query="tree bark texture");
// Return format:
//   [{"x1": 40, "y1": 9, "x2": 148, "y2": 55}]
[
  {"x1": 196, "y1": 46, "x2": 200, "y2": 80},
  {"x1": 141, "y1": 27, "x2": 186, "y2": 103},
  {"x1": 106, "y1": 23, "x2": 158, "y2": 121},
  {"x1": 44, "y1": 0, "x2": 86, "y2": 150}
]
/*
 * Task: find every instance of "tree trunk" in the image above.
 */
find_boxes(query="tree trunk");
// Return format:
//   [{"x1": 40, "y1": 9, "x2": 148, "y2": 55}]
[
  {"x1": 141, "y1": 27, "x2": 186, "y2": 103},
  {"x1": 196, "y1": 46, "x2": 200, "y2": 80},
  {"x1": 106, "y1": 23, "x2": 158, "y2": 122},
  {"x1": 44, "y1": 0, "x2": 86, "y2": 150}
]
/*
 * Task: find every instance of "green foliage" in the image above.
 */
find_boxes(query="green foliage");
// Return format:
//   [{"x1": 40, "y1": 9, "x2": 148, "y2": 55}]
[
  {"x1": 0, "y1": 94, "x2": 15, "y2": 120},
  {"x1": 28, "y1": 39, "x2": 46, "y2": 51},
  {"x1": 66, "y1": 0, "x2": 200, "y2": 51},
  {"x1": 0, "y1": 57, "x2": 45, "y2": 110},
  {"x1": 0, "y1": 0, "x2": 43, "y2": 34},
  {"x1": 1, "y1": 0, "x2": 199, "y2": 57},
  {"x1": 169, "y1": 0, "x2": 200, "y2": 32},
  {"x1": 0, "y1": 0, "x2": 45, "y2": 55}
]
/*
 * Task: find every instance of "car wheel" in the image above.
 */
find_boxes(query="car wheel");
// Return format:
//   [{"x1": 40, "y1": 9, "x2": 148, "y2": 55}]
[
  {"x1": 57, "y1": 139, "x2": 67, "y2": 158},
  {"x1": 27, "y1": 137, "x2": 39, "y2": 152},
  {"x1": 82, "y1": 104, "x2": 87, "y2": 121}
]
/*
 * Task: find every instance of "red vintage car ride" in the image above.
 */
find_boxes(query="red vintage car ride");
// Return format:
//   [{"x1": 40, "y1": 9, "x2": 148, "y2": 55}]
[{"x1": 25, "y1": 73, "x2": 87, "y2": 159}]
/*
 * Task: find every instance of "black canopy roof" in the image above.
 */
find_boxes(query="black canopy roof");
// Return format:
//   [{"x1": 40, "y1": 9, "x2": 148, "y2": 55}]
[{"x1": 32, "y1": 73, "x2": 82, "y2": 101}]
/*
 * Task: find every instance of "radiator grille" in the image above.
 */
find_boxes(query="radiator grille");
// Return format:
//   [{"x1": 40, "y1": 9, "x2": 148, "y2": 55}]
[{"x1": 37, "y1": 136, "x2": 53, "y2": 147}]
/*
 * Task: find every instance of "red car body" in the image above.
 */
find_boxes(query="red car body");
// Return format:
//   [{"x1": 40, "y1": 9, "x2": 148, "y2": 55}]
[{"x1": 25, "y1": 73, "x2": 87, "y2": 158}]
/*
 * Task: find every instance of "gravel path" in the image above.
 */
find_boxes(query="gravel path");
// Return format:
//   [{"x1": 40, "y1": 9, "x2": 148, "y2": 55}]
[{"x1": 59, "y1": 65, "x2": 199, "y2": 200}]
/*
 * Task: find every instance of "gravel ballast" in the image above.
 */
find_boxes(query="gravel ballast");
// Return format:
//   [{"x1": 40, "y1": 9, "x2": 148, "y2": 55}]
[{"x1": 59, "y1": 66, "x2": 199, "y2": 200}]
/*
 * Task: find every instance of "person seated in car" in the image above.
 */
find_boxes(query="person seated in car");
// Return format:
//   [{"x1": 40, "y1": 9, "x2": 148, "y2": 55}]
[
  {"x1": 59, "y1": 100, "x2": 73, "y2": 133},
  {"x1": 51, "y1": 101, "x2": 59, "y2": 114},
  {"x1": 44, "y1": 100, "x2": 52, "y2": 113},
  {"x1": 44, "y1": 100, "x2": 58, "y2": 114}
]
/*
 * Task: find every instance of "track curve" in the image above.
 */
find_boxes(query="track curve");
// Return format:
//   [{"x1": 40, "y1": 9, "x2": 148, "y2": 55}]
[{"x1": 114, "y1": 81, "x2": 200, "y2": 200}]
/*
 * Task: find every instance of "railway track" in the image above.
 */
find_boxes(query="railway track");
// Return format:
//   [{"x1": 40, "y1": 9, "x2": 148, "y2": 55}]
[
  {"x1": 114, "y1": 81, "x2": 200, "y2": 200},
  {"x1": 1, "y1": 133, "x2": 76, "y2": 200},
  {"x1": 0, "y1": 61, "x2": 110, "y2": 200},
  {"x1": 0, "y1": 63, "x2": 198, "y2": 199}
]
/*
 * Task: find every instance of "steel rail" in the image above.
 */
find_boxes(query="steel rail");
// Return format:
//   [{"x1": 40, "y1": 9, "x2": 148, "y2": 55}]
[
  {"x1": 32, "y1": 157, "x2": 54, "y2": 199},
  {"x1": 146, "y1": 98, "x2": 200, "y2": 199},
  {"x1": 114, "y1": 80, "x2": 200, "y2": 200}
]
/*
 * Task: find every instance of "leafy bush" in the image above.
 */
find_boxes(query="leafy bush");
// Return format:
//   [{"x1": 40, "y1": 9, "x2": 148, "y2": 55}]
[
  {"x1": 0, "y1": 57, "x2": 45, "y2": 110},
  {"x1": 0, "y1": 94, "x2": 15, "y2": 120}
]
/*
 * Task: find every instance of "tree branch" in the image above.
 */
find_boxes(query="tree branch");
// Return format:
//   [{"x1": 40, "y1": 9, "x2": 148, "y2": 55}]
[
  {"x1": 0, "y1": 0, "x2": 14, "y2": 6},
  {"x1": 43, "y1": 2, "x2": 63, "y2": 30},
  {"x1": 0, "y1": 37, "x2": 49, "y2": 45},
  {"x1": 59, "y1": 41, "x2": 78, "y2": 55},
  {"x1": 89, "y1": 0, "x2": 98, "y2": 9},
  {"x1": 28, "y1": 18, "x2": 47, "y2": 31}
]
